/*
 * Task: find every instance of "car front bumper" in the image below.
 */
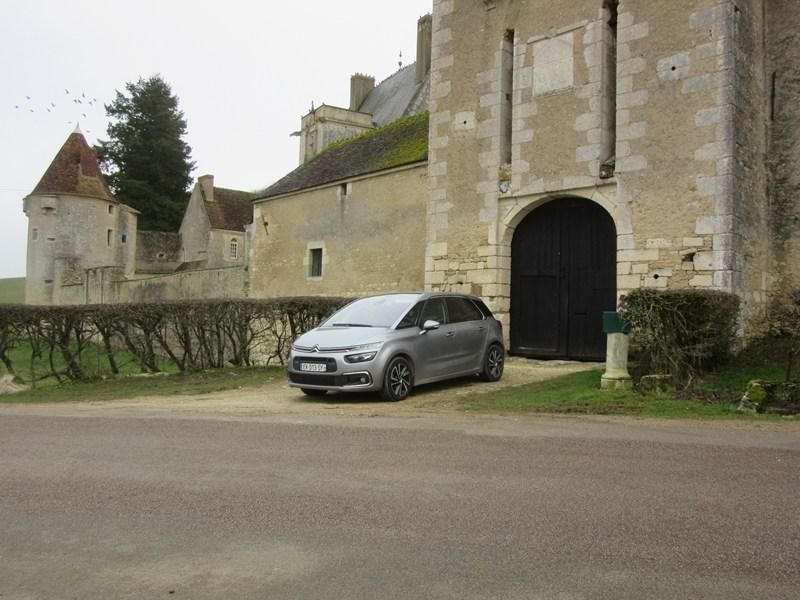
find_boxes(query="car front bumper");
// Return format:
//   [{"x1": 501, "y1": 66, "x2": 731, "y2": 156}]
[{"x1": 287, "y1": 352, "x2": 382, "y2": 392}]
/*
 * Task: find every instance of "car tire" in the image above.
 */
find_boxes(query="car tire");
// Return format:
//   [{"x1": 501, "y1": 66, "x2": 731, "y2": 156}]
[
  {"x1": 381, "y1": 356, "x2": 414, "y2": 401},
  {"x1": 480, "y1": 344, "x2": 505, "y2": 382},
  {"x1": 301, "y1": 388, "x2": 327, "y2": 397}
]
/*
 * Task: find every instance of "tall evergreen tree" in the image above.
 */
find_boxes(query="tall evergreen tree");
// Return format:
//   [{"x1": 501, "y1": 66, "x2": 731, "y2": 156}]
[{"x1": 96, "y1": 75, "x2": 195, "y2": 231}]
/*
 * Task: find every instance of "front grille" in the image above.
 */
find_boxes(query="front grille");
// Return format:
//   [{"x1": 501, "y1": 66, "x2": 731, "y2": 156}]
[{"x1": 289, "y1": 372, "x2": 338, "y2": 386}]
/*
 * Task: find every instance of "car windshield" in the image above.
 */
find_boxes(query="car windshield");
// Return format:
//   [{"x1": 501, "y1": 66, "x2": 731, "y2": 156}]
[{"x1": 322, "y1": 294, "x2": 421, "y2": 328}]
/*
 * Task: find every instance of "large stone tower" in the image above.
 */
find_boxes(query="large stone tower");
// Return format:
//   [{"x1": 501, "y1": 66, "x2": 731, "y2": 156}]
[{"x1": 23, "y1": 128, "x2": 138, "y2": 305}]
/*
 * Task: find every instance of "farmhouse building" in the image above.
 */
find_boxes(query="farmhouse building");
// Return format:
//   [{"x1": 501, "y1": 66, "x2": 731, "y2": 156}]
[{"x1": 23, "y1": 1, "x2": 800, "y2": 360}]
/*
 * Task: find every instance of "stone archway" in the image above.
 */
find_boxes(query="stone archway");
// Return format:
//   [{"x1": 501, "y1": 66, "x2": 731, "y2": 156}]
[{"x1": 510, "y1": 197, "x2": 617, "y2": 360}]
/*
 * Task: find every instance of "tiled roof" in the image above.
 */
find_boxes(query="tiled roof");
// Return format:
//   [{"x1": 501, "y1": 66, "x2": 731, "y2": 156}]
[
  {"x1": 31, "y1": 131, "x2": 117, "y2": 202},
  {"x1": 258, "y1": 112, "x2": 429, "y2": 199},
  {"x1": 206, "y1": 187, "x2": 255, "y2": 231}
]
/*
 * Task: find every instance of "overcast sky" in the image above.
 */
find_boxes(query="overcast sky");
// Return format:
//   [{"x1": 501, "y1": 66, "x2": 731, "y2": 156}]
[{"x1": 0, "y1": 0, "x2": 433, "y2": 279}]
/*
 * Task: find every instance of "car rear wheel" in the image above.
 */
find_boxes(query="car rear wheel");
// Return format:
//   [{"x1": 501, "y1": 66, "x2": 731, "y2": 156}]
[
  {"x1": 301, "y1": 388, "x2": 327, "y2": 397},
  {"x1": 381, "y1": 356, "x2": 413, "y2": 401},
  {"x1": 481, "y1": 344, "x2": 505, "y2": 382}
]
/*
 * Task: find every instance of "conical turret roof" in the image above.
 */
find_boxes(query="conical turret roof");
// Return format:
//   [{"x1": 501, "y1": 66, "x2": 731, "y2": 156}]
[{"x1": 31, "y1": 130, "x2": 117, "y2": 202}]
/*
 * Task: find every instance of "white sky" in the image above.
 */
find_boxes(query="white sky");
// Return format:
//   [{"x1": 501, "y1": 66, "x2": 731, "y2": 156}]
[{"x1": 0, "y1": 0, "x2": 433, "y2": 278}]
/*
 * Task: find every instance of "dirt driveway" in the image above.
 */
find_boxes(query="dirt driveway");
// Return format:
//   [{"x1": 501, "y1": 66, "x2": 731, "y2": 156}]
[{"x1": 14, "y1": 358, "x2": 600, "y2": 418}]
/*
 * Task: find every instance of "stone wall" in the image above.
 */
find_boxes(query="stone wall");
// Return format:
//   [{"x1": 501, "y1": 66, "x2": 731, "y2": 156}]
[
  {"x1": 426, "y1": 0, "x2": 774, "y2": 335},
  {"x1": 250, "y1": 165, "x2": 427, "y2": 298},
  {"x1": 135, "y1": 231, "x2": 183, "y2": 274},
  {"x1": 105, "y1": 266, "x2": 247, "y2": 303},
  {"x1": 767, "y1": 0, "x2": 800, "y2": 294},
  {"x1": 23, "y1": 193, "x2": 136, "y2": 305}
]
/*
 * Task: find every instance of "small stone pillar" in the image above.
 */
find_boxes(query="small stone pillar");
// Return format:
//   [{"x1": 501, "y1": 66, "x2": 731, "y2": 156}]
[{"x1": 601, "y1": 311, "x2": 633, "y2": 390}]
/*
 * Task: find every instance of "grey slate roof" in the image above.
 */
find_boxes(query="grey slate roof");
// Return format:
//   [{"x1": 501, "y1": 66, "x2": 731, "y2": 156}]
[{"x1": 358, "y1": 64, "x2": 428, "y2": 126}]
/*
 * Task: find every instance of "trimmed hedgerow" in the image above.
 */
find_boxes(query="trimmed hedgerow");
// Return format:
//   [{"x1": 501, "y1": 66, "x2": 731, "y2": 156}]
[
  {"x1": 0, "y1": 297, "x2": 349, "y2": 385},
  {"x1": 619, "y1": 289, "x2": 740, "y2": 386}
]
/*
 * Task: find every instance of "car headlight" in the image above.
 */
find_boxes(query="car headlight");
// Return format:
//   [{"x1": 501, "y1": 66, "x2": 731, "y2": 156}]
[
  {"x1": 349, "y1": 342, "x2": 383, "y2": 352},
  {"x1": 344, "y1": 351, "x2": 378, "y2": 364}
]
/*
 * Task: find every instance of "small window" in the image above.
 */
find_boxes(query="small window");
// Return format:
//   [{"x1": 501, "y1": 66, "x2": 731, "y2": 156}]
[
  {"x1": 32, "y1": 228, "x2": 39, "y2": 241},
  {"x1": 108, "y1": 204, "x2": 114, "y2": 214},
  {"x1": 309, "y1": 248, "x2": 323, "y2": 277},
  {"x1": 121, "y1": 233, "x2": 127, "y2": 244},
  {"x1": 106, "y1": 229, "x2": 112, "y2": 246},
  {"x1": 230, "y1": 238, "x2": 239, "y2": 259}
]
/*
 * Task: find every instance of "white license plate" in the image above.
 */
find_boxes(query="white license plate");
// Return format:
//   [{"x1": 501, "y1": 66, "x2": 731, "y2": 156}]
[{"x1": 300, "y1": 362, "x2": 327, "y2": 373}]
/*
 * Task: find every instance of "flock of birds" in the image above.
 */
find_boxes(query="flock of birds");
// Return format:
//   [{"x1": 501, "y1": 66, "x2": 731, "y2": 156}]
[{"x1": 12, "y1": 89, "x2": 101, "y2": 134}]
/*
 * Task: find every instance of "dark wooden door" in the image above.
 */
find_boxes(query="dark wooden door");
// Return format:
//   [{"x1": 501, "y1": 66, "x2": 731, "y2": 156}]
[{"x1": 510, "y1": 198, "x2": 616, "y2": 360}]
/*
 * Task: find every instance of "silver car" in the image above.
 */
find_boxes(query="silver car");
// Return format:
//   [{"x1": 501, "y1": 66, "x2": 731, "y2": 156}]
[{"x1": 288, "y1": 292, "x2": 505, "y2": 401}]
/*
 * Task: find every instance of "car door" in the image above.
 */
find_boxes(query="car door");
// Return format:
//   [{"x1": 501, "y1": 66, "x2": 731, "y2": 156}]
[
  {"x1": 444, "y1": 297, "x2": 489, "y2": 373},
  {"x1": 412, "y1": 297, "x2": 456, "y2": 381}
]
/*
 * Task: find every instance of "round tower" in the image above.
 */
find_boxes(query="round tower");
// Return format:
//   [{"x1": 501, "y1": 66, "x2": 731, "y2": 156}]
[{"x1": 22, "y1": 128, "x2": 138, "y2": 305}]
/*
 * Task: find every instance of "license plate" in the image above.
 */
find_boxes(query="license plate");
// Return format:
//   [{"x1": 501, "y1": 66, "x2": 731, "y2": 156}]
[{"x1": 300, "y1": 362, "x2": 327, "y2": 373}]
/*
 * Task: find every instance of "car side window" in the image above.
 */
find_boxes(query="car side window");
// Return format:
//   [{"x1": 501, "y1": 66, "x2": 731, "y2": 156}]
[
  {"x1": 396, "y1": 302, "x2": 424, "y2": 329},
  {"x1": 420, "y1": 298, "x2": 447, "y2": 325},
  {"x1": 473, "y1": 299, "x2": 494, "y2": 319},
  {"x1": 445, "y1": 297, "x2": 484, "y2": 323}
]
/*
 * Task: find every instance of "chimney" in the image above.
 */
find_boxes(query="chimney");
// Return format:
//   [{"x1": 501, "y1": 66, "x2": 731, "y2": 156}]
[
  {"x1": 416, "y1": 14, "x2": 433, "y2": 84},
  {"x1": 198, "y1": 174, "x2": 214, "y2": 202},
  {"x1": 349, "y1": 73, "x2": 375, "y2": 111}
]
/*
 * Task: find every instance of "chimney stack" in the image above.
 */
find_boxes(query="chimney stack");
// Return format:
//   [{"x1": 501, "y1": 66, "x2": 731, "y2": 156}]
[
  {"x1": 416, "y1": 14, "x2": 433, "y2": 84},
  {"x1": 349, "y1": 73, "x2": 375, "y2": 111},
  {"x1": 198, "y1": 174, "x2": 214, "y2": 202}
]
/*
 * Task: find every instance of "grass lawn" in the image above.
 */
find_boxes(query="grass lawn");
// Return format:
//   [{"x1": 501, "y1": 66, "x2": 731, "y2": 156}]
[
  {"x1": 6, "y1": 340, "x2": 178, "y2": 388},
  {"x1": 0, "y1": 277, "x2": 25, "y2": 304},
  {"x1": 1, "y1": 366, "x2": 285, "y2": 404},
  {"x1": 460, "y1": 367, "x2": 799, "y2": 420}
]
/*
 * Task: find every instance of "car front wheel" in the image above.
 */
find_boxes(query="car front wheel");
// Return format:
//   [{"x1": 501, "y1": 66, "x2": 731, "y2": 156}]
[
  {"x1": 481, "y1": 344, "x2": 505, "y2": 382},
  {"x1": 381, "y1": 356, "x2": 413, "y2": 401}
]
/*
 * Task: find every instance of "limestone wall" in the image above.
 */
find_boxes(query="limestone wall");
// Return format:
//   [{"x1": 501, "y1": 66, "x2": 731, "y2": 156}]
[
  {"x1": 767, "y1": 0, "x2": 800, "y2": 294},
  {"x1": 426, "y1": 0, "x2": 773, "y2": 332},
  {"x1": 250, "y1": 165, "x2": 427, "y2": 298},
  {"x1": 105, "y1": 267, "x2": 247, "y2": 303},
  {"x1": 23, "y1": 193, "x2": 135, "y2": 305}
]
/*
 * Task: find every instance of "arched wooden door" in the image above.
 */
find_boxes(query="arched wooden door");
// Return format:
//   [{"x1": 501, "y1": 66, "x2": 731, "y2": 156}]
[{"x1": 510, "y1": 198, "x2": 617, "y2": 360}]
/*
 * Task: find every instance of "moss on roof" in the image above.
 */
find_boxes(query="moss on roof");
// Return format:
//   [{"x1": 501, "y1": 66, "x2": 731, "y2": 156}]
[{"x1": 258, "y1": 112, "x2": 428, "y2": 199}]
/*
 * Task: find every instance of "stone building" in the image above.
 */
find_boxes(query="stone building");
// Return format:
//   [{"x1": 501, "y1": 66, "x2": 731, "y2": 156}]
[
  {"x1": 23, "y1": 129, "x2": 252, "y2": 305},
  {"x1": 23, "y1": 2, "x2": 800, "y2": 361}
]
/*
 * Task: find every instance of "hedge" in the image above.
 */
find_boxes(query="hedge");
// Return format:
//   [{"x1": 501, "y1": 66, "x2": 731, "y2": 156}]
[{"x1": 0, "y1": 298, "x2": 350, "y2": 385}]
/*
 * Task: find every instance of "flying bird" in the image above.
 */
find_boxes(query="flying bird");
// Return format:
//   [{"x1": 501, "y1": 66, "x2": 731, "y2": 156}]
[
  {"x1": 65, "y1": 89, "x2": 70, "y2": 94},
  {"x1": 26, "y1": 95, "x2": 31, "y2": 100}
]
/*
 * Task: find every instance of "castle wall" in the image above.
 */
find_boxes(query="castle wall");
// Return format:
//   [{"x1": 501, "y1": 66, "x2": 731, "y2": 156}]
[
  {"x1": 23, "y1": 193, "x2": 135, "y2": 305},
  {"x1": 767, "y1": 0, "x2": 800, "y2": 294},
  {"x1": 426, "y1": 0, "x2": 772, "y2": 333},
  {"x1": 136, "y1": 231, "x2": 183, "y2": 273},
  {"x1": 250, "y1": 165, "x2": 427, "y2": 298},
  {"x1": 105, "y1": 266, "x2": 247, "y2": 303}
]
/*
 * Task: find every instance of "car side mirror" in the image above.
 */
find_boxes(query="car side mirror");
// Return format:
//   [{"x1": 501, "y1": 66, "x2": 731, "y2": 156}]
[{"x1": 421, "y1": 319, "x2": 440, "y2": 333}]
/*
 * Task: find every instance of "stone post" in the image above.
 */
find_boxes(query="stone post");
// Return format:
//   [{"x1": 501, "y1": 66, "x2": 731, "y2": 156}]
[{"x1": 600, "y1": 311, "x2": 633, "y2": 390}]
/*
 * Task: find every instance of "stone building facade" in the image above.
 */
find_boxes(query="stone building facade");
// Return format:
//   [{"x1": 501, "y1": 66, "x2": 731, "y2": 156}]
[{"x1": 23, "y1": 2, "x2": 800, "y2": 361}]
